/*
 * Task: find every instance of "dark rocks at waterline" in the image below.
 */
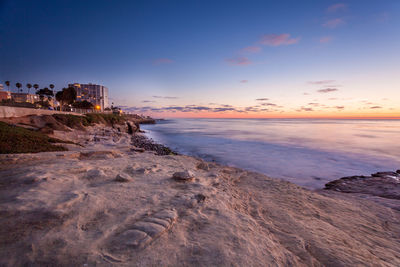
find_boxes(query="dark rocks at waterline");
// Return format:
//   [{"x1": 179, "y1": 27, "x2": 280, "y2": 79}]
[
  {"x1": 131, "y1": 134, "x2": 177, "y2": 156},
  {"x1": 325, "y1": 170, "x2": 400, "y2": 200}
]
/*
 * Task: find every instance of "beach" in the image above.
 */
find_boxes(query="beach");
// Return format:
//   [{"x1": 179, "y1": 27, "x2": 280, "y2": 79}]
[{"x1": 0, "y1": 115, "x2": 399, "y2": 266}]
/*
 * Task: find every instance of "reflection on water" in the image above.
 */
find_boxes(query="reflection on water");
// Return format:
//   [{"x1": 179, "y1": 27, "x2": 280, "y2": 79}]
[{"x1": 141, "y1": 119, "x2": 400, "y2": 189}]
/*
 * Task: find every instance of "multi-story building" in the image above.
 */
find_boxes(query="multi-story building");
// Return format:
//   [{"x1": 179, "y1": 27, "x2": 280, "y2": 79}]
[{"x1": 68, "y1": 83, "x2": 109, "y2": 111}]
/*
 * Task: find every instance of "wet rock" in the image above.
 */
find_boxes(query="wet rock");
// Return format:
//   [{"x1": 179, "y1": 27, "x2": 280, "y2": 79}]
[
  {"x1": 372, "y1": 172, "x2": 399, "y2": 177},
  {"x1": 172, "y1": 170, "x2": 194, "y2": 182},
  {"x1": 131, "y1": 134, "x2": 177, "y2": 155},
  {"x1": 115, "y1": 174, "x2": 131, "y2": 183},
  {"x1": 397, "y1": 170, "x2": 400, "y2": 174},
  {"x1": 325, "y1": 170, "x2": 400, "y2": 202}
]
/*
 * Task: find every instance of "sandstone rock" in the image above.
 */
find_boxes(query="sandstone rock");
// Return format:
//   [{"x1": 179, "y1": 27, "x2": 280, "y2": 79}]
[
  {"x1": 115, "y1": 174, "x2": 130, "y2": 183},
  {"x1": 120, "y1": 229, "x2": 151, "y2": 248},
  {"x1": 85, "y1": 169, "x2": 105, "y2": 179},
  {"x1": 172, "y1": 170, "x2": 195, "y2": 182},
  {"x1": 79, "y1": 151, "x2": 120, "y2": 160},
  {"x1": 130, "y1": 146, "x2": 145, "y2": 153},
  {"x1": 106, "y1": 209, "x2": 177, "y2": 253},
  {"x1": 196, "y1": 162, "x2": 210, "y2": 171},
  {"x1": 132, "y1": 221, "x2": 166, "y2": 237}
]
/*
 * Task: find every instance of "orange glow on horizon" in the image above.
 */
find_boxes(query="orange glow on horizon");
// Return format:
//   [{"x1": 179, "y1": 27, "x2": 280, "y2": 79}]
[{"x1": 146, "y1": 111, "x2": 400, "y2": 120}]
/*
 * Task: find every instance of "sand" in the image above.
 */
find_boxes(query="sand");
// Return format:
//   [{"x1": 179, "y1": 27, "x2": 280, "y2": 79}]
[{"x1": 0, "y1": 124, "x2": 399, "y2": 266}]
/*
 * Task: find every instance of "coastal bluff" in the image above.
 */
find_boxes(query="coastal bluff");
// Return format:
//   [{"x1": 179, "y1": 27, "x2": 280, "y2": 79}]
[{"x1": 0, "y1": 115, "x2": 399, "y2": 266}]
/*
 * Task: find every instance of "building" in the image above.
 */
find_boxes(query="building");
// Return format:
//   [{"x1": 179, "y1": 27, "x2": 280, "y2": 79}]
[
  {"x1": 10, "y1": 93, "x2": 40, "y2": 103},
  {"x1": 0, "y1": 84, "x2": 3, "y2": 90},
  {"x1": 0, "y1": 91, "x2": 11, "y2": 102},
  {"x1": 68, "y1": 83, "x2": 109, "y2": 111}
]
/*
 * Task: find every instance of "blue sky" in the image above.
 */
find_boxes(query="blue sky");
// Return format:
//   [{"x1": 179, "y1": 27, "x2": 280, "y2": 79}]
[{"x1": 1, "y1": 0, "x2": 399, "y2": 117}]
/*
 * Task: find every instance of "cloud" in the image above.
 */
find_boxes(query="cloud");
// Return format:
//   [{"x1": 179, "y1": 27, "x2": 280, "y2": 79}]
[
  {"x1": 320, "y1": 36, "x2": 333, "y2": 43},
  {"x1": 213, "y1": 107, "x2": 237, "y2": 112},
  {"x1": 327, "y1": 3, "x2": 347, "y2": 13},
  {"x1": 309, "y1": 80, "x2": 335, "y2": 85},
  {"x1": 370, "y1": 106, "x2": 382, "y2": 109},
  {"x1": 308, "y1": 102, "x2": 321, "y2": 107},
  {"x1": 317, "y1": 88, "x2": 338, "y2": 93},
  {"x1": 335, "y1": 106, "x2": 345, "y2": 110},
  {"x1": 142, "y1": 100, "x2": 155, "y2": 103},
  {"x1": 323, "y1": 18, "x2": 345, "y2": 28},
  {"x1": 297, "y1": 107, "x2": 314, "y2": 112},
  {"x1": 240, "y1": 80, "x2": 248, "y2": 83},
  {"x1": 153, "y1": 58, "x2": 174, "y2": 65},
  {"x1": 256, "y1": 98, "x2": 269, "y2": 101},
  {"x1": 261, "y1": 102, "x2": 278, "y2": 107},
  {"x1": 259, "y1": 34, "x2": 300, "y2": 46},
  {"x1": 240, "y1": 46, "x2": 261, "y2": 53},
  {"x1": 225, "y1": 57, "x2": 252, "y2": 66},
  {"x1": 152, "y1": 95, "x2": 179, "y2": 99}
]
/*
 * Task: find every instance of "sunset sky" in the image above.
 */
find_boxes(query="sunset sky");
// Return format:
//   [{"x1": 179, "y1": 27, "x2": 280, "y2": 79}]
[{"x1": 0, "y1": 0, "x2": 399, "y2": 118}]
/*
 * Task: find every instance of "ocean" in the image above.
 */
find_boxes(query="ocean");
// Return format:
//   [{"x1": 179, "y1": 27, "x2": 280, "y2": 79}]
[{"x1": 141, "y1": 118, "x2": 400, "y2": 189}]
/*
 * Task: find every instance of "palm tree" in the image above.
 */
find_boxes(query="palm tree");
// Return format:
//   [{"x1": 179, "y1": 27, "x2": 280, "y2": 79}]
[
  {"x1": 33, "y1": 84, "x2": 39, "y2": 93},
  {"x1": 5, "y1": 81, "x2": 10, "y2": 91},
  {"x1": 15, "y1": 83, "x2": 22, "y2": 93},
  {"x1": 26, "y1": 83, "x2": 32, "y2": 94},
  {"x1": 49, "y1": 84, "x2": 55, "y2": 99}
]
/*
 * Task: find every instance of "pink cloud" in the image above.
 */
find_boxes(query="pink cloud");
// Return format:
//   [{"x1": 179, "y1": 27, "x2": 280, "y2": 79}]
[
  {"x1": 309, "y1": 80, "x2": 335, "y2": 85},
  {"x1": 225, "y1": 57, "x2": 252, "y2": 66},
  {"x1": 323, "y1": 18, "x2": 345, "y2": 28},
  {"x1": 327, "y1": 3, "x2": 347, "y2": 13},
  {"x1": 320, "y1": 36, "x2": 333, "y2": 43},
  {"x1": 240, "y1": 46, "x2": 261, "y2": 53},
  {"x1": 153, "y1": 58, "x2": 174, "y2": 65},
  {"x1": 240, "y1": 80, "x2": 248, "y2": 83},
  {"x1": 318, "y1": 88, "x2": 338, "y2": 93},
  {"x1": 259, "y1": 34, "x2": 300, "y2": 46}
]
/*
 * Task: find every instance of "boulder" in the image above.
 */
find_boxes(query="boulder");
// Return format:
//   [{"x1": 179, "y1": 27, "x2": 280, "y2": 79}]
[
  {"x1": 172, "y1": 170, "x2": 194, "y2": 182},
  {"x1": 115, "y1": 174, "x2": 131, "y2": 182}
]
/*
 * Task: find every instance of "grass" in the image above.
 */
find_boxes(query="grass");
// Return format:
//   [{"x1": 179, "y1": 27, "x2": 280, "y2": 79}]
[{"x1": 0, "y1": 122, "x2": 69, "y2": 154}]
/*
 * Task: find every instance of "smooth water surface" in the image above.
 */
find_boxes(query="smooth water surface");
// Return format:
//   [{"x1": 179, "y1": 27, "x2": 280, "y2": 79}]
[{"x1": 141, "y1": 119, "x2": 400, "y2": 188}]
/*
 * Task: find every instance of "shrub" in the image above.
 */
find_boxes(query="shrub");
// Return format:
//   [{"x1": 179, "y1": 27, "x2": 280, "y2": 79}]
[{"x1": 0, "y1": 122, "x2": 68, "y2": 154}]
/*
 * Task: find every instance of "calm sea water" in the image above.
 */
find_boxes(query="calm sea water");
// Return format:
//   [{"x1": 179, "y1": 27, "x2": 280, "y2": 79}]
[{"x1": 141, "y1": 119, "x2": 400, "y2": 189}]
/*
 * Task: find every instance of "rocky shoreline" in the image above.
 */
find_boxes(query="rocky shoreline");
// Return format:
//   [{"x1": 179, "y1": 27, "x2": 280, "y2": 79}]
[
  {"x1": 324, "y1": 170, "x2": 400, "y2": 211},
  {"x1": 0, "y1": 114, "x2": 399, "y2": 266}
]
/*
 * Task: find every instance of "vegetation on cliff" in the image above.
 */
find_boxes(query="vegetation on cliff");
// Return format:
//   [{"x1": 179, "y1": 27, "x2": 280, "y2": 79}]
[{"x1": 0, "y1": 121, "x2": 69, "y2": 154}]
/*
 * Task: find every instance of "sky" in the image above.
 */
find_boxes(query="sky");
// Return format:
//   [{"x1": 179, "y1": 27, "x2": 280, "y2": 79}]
[{"x1": 0, "y1": 0, "x2": 399, "y2": 118}]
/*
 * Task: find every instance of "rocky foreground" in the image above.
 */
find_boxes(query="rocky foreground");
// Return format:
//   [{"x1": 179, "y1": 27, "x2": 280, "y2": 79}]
[{"x1": 0, "y1": 117, "x2": 399, "y2": 266}]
